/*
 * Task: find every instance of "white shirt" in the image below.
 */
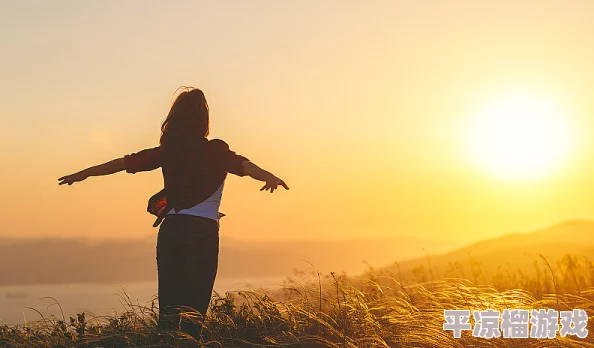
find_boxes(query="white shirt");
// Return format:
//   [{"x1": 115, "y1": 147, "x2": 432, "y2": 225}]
[{"x1": 166, "y1": 182, "x2": 224, "y2": 221}]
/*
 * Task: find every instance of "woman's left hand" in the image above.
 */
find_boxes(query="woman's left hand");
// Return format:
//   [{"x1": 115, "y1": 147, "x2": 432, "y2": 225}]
[{"x1": 58, "y1": 171, "x2": 88, "y2": 185}]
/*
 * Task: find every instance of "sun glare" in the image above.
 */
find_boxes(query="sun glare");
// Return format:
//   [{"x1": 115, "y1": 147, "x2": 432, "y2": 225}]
[{"x1": 468, "y1": 94, "x2": 573, "y2": 181}]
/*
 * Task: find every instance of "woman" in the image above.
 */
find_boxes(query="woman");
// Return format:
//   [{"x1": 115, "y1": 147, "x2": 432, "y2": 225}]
[{"x1": 58, "y1": 87, "x2": 289, "y2": 333}]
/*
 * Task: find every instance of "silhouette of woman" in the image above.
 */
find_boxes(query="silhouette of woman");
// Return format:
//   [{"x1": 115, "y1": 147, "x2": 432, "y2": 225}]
[{"x1": 58, "y1": 87, "x2": 289, "y2": 334}]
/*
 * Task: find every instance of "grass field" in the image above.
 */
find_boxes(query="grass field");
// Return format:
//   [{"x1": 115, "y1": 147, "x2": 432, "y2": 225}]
[{"x1": 1, "y1": 254, "x2": 594, "y2": 347}]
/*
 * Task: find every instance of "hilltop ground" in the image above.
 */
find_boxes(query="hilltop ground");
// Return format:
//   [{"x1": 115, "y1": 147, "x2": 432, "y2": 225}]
[{"x1": 2, "y1": 221, "x2": 594, "y2": 347}]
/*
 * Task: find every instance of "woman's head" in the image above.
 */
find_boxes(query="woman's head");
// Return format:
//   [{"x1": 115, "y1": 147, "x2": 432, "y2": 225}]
[{"x1": 160, "y1": 87, "x2": 210, "y2": 150}]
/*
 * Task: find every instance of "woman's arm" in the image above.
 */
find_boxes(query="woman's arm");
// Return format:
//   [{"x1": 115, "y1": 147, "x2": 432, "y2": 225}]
[
  {"x1": 241, "y1": 160, "x2": 289, "y2": 193},
  {"x1": 58, "y1": 158, "x2": 125, "y2": 185}
]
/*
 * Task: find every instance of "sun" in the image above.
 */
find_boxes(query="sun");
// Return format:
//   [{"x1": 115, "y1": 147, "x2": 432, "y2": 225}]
[{"x1": 468, "y1": 94, "x2": 572, "y2": 181}]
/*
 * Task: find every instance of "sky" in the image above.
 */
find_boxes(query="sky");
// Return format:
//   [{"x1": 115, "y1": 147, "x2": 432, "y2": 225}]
[{"x1": 2, "y1": 0, "x2": 594, "y2": 246}]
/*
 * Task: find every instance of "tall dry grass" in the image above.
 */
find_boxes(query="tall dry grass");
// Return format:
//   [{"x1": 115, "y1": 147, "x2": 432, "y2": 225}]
[{"x1": 1, "y1": 254, "x2": 593, "y2": 347}]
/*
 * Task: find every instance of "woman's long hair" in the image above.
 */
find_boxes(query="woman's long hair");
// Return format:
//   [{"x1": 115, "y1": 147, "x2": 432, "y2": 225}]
[{"x1": 160, "y1": 87, "x2": 210, "y2": 151}]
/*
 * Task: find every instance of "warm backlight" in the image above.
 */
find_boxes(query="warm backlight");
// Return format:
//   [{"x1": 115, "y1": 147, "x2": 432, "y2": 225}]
[{"x1": 468, "y1": 94, "x2": 572, "y2": 181}]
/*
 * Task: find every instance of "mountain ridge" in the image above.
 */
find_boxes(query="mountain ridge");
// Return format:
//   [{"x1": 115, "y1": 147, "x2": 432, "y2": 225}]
[{"x1": 378, "y1": 219, "x2": 594, "y2": 282}]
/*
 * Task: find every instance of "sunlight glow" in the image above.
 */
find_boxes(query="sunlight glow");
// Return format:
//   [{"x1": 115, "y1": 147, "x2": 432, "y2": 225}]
[{"x1": 468, "y1": 94, "x2": 573, "y2": 181}]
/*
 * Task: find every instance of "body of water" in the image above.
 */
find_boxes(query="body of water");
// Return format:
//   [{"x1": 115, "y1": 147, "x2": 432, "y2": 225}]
[{"x1": 0, "y1": 276, "x2": 286, "y2": 326}]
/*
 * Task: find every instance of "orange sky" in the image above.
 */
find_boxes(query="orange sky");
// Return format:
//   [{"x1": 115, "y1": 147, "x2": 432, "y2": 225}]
[{"x1": 2, "y1": 1, "x2": 594, "y2": 244}]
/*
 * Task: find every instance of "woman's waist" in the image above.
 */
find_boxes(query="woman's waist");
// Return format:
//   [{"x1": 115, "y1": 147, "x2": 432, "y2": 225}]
[
  {"x1": 163, "y1": 213, "x2": 219, "y2": 230},
  {"x1": 158, "y1": 214, "x2": 219, "y2": 248}
]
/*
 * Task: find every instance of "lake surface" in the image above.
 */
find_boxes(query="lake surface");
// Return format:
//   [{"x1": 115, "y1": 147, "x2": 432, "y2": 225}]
[{"x1": 0, "y1": 276, "x2": 286, "y2": 326}]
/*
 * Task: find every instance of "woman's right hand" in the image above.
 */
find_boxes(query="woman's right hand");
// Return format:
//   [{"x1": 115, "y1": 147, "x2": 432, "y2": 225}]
[
  {"x1": 260, "y1": 176, "x2": 289, "y2": 193},
  {"x1": 242, "y1": 160, "x2": 290, "y2": 193}
]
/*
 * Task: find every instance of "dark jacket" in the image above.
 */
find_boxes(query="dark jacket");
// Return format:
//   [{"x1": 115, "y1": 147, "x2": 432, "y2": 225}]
[{"x1": 123, "y1": 138, "x2": 249, "y2": 226}]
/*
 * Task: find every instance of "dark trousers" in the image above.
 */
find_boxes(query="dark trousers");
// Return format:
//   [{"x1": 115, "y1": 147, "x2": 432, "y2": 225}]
[{"x1": 156, "y1": 214, "x2": 219, "y2": 333}]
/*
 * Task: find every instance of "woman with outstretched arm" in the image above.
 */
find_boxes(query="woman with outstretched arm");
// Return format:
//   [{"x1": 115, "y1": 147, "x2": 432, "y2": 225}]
[{"x1": 58, "y1": 88, "x2": 289, "y2": 334}]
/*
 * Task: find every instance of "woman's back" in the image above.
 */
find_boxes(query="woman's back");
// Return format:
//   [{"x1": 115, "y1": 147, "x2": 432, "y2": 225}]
[{"x1": 125, "y1": 137, "x2": 249, "y2": 223}]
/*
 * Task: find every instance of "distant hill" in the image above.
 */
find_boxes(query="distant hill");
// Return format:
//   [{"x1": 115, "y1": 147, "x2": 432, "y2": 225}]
[
  {"x1": 378, "y1": 220, "x2": 594, "y2": 284},
  {"x1": 6, "y1": 220, "x2": 590, "y2": 287},
  {"x1": 0, "y1": 234, "x2": 451, "y2": 286}
]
